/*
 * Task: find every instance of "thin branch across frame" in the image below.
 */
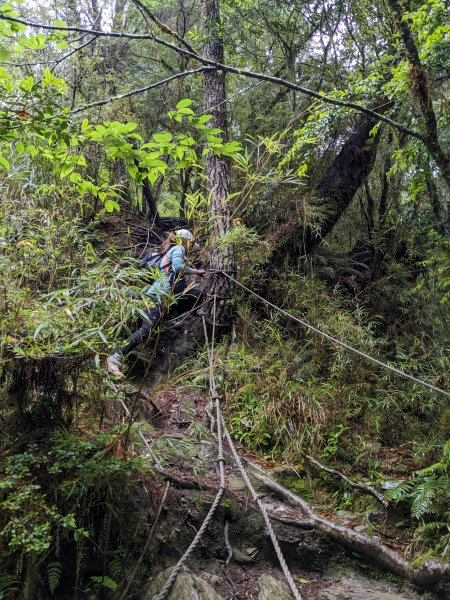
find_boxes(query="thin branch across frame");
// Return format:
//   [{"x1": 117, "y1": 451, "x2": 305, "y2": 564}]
[{"x1": 0, "y1": 14, "x2": 428, "y2": 142}]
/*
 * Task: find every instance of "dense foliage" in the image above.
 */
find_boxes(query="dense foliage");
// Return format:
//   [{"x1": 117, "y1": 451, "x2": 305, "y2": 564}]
[{"x1": 0, "y1": 0, "x2": 448, "y2": 597}]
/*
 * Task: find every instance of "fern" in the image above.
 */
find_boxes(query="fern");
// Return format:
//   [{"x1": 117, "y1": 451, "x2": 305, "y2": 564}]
[
  {"x1": 47, "y1": 561, "x2": 62, "y2": 595},
  {"x1": 90, "y1": 576, "x2": 118, "y2": 590},
  {"x1": 108, "y1": 556, "x2": 124, "y2": 580},
  {"x1": 386, "y1": 439, "x2": 450, "y2": 556},
  {"x1": 0, "y1": 575, "x2": 20, "y2": 598}
]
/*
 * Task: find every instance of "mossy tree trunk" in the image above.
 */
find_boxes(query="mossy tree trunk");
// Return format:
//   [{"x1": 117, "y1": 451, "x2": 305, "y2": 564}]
[{"x1": 201, "y1": 0, "x2": 236, "y2": 327}]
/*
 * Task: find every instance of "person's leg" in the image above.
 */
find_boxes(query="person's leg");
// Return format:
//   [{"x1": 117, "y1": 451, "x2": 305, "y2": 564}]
[
  {"x1": 106, "y1": 305, "x2": 162, "y2": 376},
  {"x1": 173, "y1": 284, "x2": 203, "y2": 314}
]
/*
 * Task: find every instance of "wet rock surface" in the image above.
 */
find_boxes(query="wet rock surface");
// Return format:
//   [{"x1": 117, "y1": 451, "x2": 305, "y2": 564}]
[
  {"x1": 122, "y1": 379, "x2": 449, "y2": 600},
  {"x1": 144, "y1": 567, "x2": 224, "y2": 600},
  {"x1": 258, "y1": 574, "x2": 294, "y2": 599}
]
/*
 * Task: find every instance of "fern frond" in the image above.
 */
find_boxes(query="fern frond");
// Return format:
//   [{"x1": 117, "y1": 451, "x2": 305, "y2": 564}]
[
  {"x1": 385, "y1": 479, "x2": 415, "y2": 501},
  {"x1": 47, "y1": 561, "x2": 62, "y2": 594},
  {"x1": 108, "y1": 557, "x2": 123, "y2": 580},
  {"x1": 416, "y1": 521, "x2": 447, "y2": 535},
  {"x1": 0, "y1": 575, "x2": 20, "y2": 594}
]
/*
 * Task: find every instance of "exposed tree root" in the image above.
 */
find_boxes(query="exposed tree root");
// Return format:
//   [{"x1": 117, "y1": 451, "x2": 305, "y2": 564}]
[{"x1": 252, "y1": 471, "x2": 450, "y2": 588}]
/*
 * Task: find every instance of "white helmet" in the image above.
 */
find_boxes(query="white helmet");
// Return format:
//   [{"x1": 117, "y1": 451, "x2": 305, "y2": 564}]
[{"x1": 175, "y1": 229, "x2": 194, "y2": 240}]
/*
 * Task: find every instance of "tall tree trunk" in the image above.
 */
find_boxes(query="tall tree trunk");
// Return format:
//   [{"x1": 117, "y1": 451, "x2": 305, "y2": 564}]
[
  {"x1": 387, "y1": 0, "x2": 450, "y2": 190},
  {"x1": 305, "y1": 115, "x2": 380, "y2": 251},
  {"x1": 201, "y1": 0, "x2": 235, "y2": 325}
]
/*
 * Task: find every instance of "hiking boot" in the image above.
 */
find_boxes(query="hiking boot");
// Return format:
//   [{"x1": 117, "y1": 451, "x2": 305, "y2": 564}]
[{"x1": 106, "y1": 352, "x2": 125, "y2": 378}]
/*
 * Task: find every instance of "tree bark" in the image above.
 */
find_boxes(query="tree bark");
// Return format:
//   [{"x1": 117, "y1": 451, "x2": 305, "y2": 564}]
[
  {"x1": 201, "y1": 0, "x2": 235, "y2": 325},
  {"x1": 306, "y1": 115, "x2": 380, "y2": 251},
  {"x1": 387, "y1": 0, "x2": 450, "y2": 190},
  {"x1": 142, "y1": 174, "x2": 163, "y2": 228}
]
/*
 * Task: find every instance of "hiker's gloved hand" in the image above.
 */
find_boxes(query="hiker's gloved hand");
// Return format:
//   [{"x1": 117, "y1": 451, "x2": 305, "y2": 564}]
[{"x1": 195, "y1": 268, "x2": 206, "y2": 277}]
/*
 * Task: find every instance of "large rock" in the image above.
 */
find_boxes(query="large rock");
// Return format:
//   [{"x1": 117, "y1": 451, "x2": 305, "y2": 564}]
[
  {"x1": 258, "y1": 574, "x2": 295, "y2": 600},
  {"x1": 144, "y1": 567, "x2": 224, "y2": 600}
]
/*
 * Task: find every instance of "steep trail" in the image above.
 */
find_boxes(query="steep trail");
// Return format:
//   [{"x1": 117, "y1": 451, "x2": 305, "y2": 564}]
[
  {"x1": 116, "y1": 376, "x2": 448, "y2": 599},
  {"x1": 110, "y1": 314, "x2": 448, "y2": 599}
]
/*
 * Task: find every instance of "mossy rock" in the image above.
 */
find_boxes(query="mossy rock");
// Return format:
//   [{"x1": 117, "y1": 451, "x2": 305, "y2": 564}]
[{"x1": 275, "y1": 474, "x2": 313, "y2": 501}]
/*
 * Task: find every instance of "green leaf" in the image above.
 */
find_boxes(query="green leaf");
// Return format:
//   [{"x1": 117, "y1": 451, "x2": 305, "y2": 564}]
[
  {"x1": 197, "y1": 114, "x2": 212, "y2": 124},
  {"x1": 19, "y1": 76, "x2": 34, "y2": 92},
  {"x1": 143, "y1": 158, "x2": 167, "y2": 169},
  {"x1": 153, "y1": 132, "x2": 172, "y2": 144},
  {"x1": 27, "y1": 145, "x2": 38, "y2": 157},
  {"x1": 33, "y1": 322, "x2": 50, "y2": 339},
  {"x1": 60, "y1": 164, "x2": 74, "y2": 179},
  {"x1": 0, "y1": 155, "x2": 10, "y2": 170},
  {"x1": 0, "y1": 49, "x2": 9, "y2": 62},
  {"x1": 104, "y1": 199, "x2": 120, "y2": 213},
  {"x1": 15, "y1": 141, "x2": 25, "y2": 155},
  {"x1": 69, "y1": 172, "x2": 82, "y2": 183},
  {"x1": 90, "y1": 576, "x2": 117, "y2": 591},
  {"x1": 178, "y1": 107, "x2": 194, "y2": 115},
  {"x1": 176, "y1": 98, "x2": 194, "y2": 110}
]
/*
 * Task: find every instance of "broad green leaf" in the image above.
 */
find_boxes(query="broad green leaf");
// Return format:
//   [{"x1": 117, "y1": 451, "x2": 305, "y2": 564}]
[
  {"x1": 153, "y1": 132, "x2": 172, "y2": 144},
  {"x1": 178, "y1": 107, "x2": 194, "y2": 115},
  {"x1": 19, "y1": 76, "x2": 34, "y2": 92},
  {"x1": 69, "y1": 172, "x2": 82, "y2": 183},
  {"x1": 197, "y1": 114, "x2": 212, "y2": 124},
  {"x1": 26, "y1": 145, "x2": 38, "y2": 157},
  {"x1": 176, "y1": 98, "x2": 194, "y2": 110},
  {"x1": 60, "y1": 164, "x2": 74, "y2": 179},
  {"x1": 0, "y1": 49, "x2": 9, "y2": 62},
  {"x1": 0, "y1": 155, "x2": 10, "y2": 170},
  {"x1": 15, "y1": 141, "x2": 25, "y2": 155},
  {"x1": 104, "y1": 199, "x2": 120, "y2": 212}
]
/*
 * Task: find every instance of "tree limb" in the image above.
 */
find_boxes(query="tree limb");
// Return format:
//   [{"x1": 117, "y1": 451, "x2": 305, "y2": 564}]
[
  {"x1": 386, "y1": 0, "x2": 450, "y2": 189},
  {"x1": 70, "y1": 66, "x2": 213, "y2": 114},
  {"x1": 51, "y1": 35, "x2": 98, "y2": 73},
  {"x1": 0, "y1": 14, "x2": 427, "y2": 142},
  {"x1": 130, "y1": 0, "x2": 197, "y2": 54},
  {"x1": 300, "y1": 451, "x2": 389, "y2": 508},
  {"x1": 253, "y1": 471, "x2": 450, "y2": 588}
]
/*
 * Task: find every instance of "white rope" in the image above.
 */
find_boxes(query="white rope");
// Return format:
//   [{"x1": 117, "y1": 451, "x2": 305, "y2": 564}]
[
  {"x1": 221, "y1": 271, "x2": 450, "y2": 398},
  {"x1": 221, "y1": 415, "x2": 302, "y2": 599},
  {"x1": 153, "y1": 298, "x2": 226, "y2": 600},
  {"x1": 202, "y1": 296, "x2": 301, "y2": 599}
]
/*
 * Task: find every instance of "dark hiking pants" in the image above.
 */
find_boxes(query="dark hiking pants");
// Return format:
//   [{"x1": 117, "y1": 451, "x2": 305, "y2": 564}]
[{"x1": 119, "y1": 283, "x2": 202, "y2": 356}]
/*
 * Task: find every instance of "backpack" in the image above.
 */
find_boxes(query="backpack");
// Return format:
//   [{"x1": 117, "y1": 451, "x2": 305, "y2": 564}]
[
  {"x1": 138, "y1": 251, "x2": 171, "y2": 276},
  {"x1": 138, "y1": 251, "x2": 164, "y2": 270}
]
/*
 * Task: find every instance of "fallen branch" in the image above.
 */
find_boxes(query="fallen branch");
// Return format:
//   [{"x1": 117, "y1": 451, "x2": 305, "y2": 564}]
[
  {"x1": 152, "y1": 465, "x2": 216, "y2": 491},
  {"x1": 300, "y1": 451, "x2": 389, "y2": 508},
  {"x1": 252, "y1": 471, "x2": 450, "y2": 588}
]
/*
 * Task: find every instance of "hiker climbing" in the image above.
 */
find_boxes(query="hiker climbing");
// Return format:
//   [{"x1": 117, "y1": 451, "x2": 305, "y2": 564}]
[{"x1": 106, "y1": 229, "x2": 206, "y2": 378}]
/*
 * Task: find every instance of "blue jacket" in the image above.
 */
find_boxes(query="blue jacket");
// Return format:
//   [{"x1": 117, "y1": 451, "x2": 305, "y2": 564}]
[{"x1": 146, "y1": 245, "x2": 193, "y2": 301}]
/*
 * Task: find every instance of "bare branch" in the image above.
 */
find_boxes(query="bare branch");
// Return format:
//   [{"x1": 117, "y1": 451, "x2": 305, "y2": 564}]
[
  {"x1": 51, "y1": 35, "x2": 98, "y2": 73},
  {"x1": 0, "y1": 14, "x2": 428, "y2": 142},
  {"x1": 300, "y1": 451, "x2": 389, "y2": 508},
  {"x1": 253, "y1": 471, "x2": 450, "y2": 588},
  {"x1": 70, "y1": 66, "x2": 213, "y2": 114},
  {"x1": 130, "y1": 0, "x2": 197, "y2": 54}
]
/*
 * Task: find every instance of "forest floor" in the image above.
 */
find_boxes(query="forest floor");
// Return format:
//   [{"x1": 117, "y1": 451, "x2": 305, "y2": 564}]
[{"x1": 115, "y1": 373, "x2": 445, "y2": 600}]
